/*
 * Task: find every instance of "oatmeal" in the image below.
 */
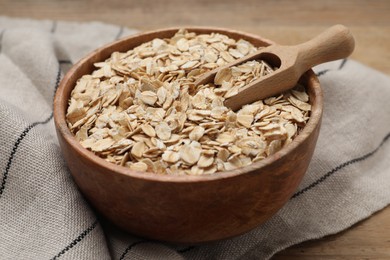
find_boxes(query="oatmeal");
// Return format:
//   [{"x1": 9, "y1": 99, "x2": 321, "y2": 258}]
[{"x1": 66, "y1": 29, "x2": 310, "y2": 175}]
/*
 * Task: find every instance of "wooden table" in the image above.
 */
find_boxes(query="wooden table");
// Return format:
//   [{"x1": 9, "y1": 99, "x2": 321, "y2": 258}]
[{"x1": 2, "y1": 1, "x2": 390, "y2": 258}]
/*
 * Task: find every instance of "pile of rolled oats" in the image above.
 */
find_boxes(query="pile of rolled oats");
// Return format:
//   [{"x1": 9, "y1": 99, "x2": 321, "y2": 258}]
[{"x1": 66, "y1": 29, "x2": 311, "y2": 175}]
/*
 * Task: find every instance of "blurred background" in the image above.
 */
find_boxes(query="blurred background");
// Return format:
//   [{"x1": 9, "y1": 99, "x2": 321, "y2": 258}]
[
  {"x1": 1, "y1": 0, "x2": 389, "y2": 74},
  {"x1": 1, "y1": 0, "x2": 389, "y2": 258}
]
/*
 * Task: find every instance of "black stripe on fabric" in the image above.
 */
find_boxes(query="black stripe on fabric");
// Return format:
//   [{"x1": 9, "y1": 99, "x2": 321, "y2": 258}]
[
  {"x1": 51, "y1": 21, "x2": 57, "y2": 33},
  {"x1": 315, "y1": 58, "x2": 348, "y2": 77},
  {"x1": 338, "y1": 58, "x2": 347, "y2": 69},
  {"x1": 50, "y1": 220, "x2": 98, "y2": 260},
  {"x1": 315, "y1": 69, "x2": 329, "y2": 77},
  {"x1": 177, "y1": 246, "x2": 196, "y2": 253},
  {"x1": 119, "y1": 240, "x2": 149, "y2": 260},
  {"x1": 292, "y1": 132, "x2": 390, "y2": 199},
  {"x1": 0, "y1": 64, "x2": 61, "y2": 198},
  {"x1": 0, "y1": 29, "x2": 5, "y2": 53},
  {"x1": 115, "y1": 26, "x2": 124, "y2": 40},
  {"x1": 59, "y1": 59, "x2": 73, "y2": 65},
  {"x1": 53, "y1": 63, "x2": 62, "y2": 93},
  {"x1": 0, "y1": 114, "x2": 53, "y2": 197},
  {"x1": 118, "y1": 241, "x2": 196, "y2": 258}
]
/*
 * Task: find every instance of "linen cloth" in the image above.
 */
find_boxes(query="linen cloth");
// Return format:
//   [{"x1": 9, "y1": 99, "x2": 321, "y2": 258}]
[{"x1": 0, "y1": 16, "x2": 389, "y2": 260}]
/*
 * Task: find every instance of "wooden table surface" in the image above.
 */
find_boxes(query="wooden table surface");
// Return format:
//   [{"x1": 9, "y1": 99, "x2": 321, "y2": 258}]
[{"x1": 2, "y1": 0, "x2": 390, "y2": 258}]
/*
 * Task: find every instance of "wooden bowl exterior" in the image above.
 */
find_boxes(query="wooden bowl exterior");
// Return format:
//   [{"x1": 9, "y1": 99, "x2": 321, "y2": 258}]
[{"x1": 54, "y1": 27, "x2": 323, "y2": 243}]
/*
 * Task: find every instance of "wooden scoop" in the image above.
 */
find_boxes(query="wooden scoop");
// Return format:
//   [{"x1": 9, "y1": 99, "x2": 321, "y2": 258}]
[{"x1": 194, "y1": 24, "x2": 355, "y2": 111}]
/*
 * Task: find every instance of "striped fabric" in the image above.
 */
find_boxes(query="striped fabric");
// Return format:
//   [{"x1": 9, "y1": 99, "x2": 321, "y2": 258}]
[{"x1": 0, "y1": 16, "x2": 389, "y2": 260}]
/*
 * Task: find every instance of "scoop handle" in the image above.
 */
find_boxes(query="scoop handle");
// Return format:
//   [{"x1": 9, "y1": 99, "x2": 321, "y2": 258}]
[{"x1": 296, "y1": 24, "x2": 355, "y2": 72}]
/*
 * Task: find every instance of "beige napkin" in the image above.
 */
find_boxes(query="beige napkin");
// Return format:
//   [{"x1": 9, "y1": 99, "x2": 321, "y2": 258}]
[{"x1": 1, "y1": 16, "x2": 389, "y2": 260}]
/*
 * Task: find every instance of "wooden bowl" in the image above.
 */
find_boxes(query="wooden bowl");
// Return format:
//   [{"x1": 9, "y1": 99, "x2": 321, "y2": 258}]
[{"x1": 54, "y1": 27, "x2": 323, "y2": 244}]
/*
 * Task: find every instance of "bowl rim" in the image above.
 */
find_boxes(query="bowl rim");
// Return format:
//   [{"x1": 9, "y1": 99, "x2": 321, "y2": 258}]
[{"x1": 54, "y1": 26, "x2": 323, "y2": 183}]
